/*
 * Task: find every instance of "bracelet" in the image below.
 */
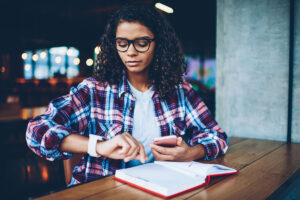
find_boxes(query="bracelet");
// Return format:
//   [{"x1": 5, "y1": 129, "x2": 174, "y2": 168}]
[{"x1": 88, "y1": 134, "x2": 103, "y2": 157}]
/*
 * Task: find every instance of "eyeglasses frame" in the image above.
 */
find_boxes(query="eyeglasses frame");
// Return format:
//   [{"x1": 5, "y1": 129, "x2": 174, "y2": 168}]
[{"x1": 115, "y1": 37, "x2": 155, "y2": 53}]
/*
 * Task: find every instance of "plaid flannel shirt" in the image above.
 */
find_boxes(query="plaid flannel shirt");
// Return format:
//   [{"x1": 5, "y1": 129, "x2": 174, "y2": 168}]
[{"x1": 26, "y1": 75, "x2": 228, "y2": 185}]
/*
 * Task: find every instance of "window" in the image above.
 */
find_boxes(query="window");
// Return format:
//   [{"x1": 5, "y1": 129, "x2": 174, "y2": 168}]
[{"x1": 22, "y1": 46, "x2": 80, "y2": 79}]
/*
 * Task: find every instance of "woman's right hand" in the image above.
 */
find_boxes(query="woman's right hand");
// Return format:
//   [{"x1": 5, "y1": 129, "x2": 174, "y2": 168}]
[{"x1": 96, "y1": 133, "x2": 148, "y2": 163}]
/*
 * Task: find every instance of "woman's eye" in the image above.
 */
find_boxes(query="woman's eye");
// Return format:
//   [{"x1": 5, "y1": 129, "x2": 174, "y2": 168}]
[
  {"x1": 118, "y1": 44, "x2": 127, "y2": 48},
  {"x1": 116, "y1": 40, "x2": 128, "y2": 47},
  {"x1": 136, "y1": 40, "x2": 148, "y2": 47}
]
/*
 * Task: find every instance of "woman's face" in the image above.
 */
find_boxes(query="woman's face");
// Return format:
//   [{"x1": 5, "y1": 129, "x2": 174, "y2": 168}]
[{"x1": 115, "y1": 21, "x2": 155, "y2": 76}]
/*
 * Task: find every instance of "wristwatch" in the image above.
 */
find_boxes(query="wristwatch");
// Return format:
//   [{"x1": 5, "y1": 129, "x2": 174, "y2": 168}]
[{"x1": 88, "y1": 134, "x2": 103, "y2": 157}]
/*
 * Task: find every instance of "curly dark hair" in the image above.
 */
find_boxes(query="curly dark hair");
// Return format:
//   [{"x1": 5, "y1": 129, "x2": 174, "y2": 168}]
[{"x1": 94, "y1": 4, "x2": 187, "y2": 98}]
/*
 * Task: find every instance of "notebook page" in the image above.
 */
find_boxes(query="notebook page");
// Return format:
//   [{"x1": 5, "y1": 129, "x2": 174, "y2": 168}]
[
  {"x1": 155, "y1": 161, "x2": 237, "y2": 176},
  {"x1": 155, "y1": 161, "x2": 211, "y2": 176},
  {"x1": 206, "y1": 164, "x2": 237, "y2": 175},
  {"x1": 119, "y1": 163, "x2": 206, "y2": 193}
]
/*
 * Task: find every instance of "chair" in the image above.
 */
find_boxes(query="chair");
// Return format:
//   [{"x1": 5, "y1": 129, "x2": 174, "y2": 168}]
[{"x1": 63, "y1": 153, "x2": 84, "y2": 185}]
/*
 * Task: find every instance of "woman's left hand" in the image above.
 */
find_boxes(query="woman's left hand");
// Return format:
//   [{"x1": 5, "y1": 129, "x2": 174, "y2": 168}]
[{"x1": 150, "y1": 137, "x2": 205, "y2": 161}]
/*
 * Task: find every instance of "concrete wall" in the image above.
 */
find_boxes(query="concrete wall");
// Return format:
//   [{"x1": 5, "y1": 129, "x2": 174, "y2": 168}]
[
  {"x1": 216, "y1": 0, "x2": 292, "y2": 141},
  {"x1": 292, "y1": 0, "x2": 300, "y2": 142}
]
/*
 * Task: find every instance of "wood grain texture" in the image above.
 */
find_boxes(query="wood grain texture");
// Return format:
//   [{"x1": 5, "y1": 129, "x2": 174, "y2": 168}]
[
  {"x1": 170, "y1": 139, "x2": 284, "y2": 200},
  {"x1": 36, "y1": 139, "x2": 298, "y2": 200},
  {"x1": 36, "y1": 176, "x2": 123, "y2": 200},
  {"x1": 228, "y1": 137, "x2": 247, "y2": 146},
  {"x1": 189, "y1": 143, "x2": 300, "y2": 200}
]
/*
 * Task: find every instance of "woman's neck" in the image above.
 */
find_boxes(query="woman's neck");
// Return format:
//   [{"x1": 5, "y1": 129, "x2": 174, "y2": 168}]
[{"x1": 127, "y1": 72, "x2": 150, "y2": 92}]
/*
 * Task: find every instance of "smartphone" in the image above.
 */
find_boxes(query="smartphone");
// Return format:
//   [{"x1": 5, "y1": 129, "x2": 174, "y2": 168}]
[{"x1": 153, "y1": 135, "x2": 177, "y2": 147}]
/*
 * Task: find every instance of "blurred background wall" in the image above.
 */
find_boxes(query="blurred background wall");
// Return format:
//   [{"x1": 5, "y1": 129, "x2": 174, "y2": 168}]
[
  {"x1": 292, "y1": 0, "x2": 300, "y2": 142},
  {"x1": 216, "y1": 0, "x2": 300, "y2": 142}
]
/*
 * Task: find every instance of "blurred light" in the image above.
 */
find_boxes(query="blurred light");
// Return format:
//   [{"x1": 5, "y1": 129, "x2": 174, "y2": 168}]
[
  {"x1": 94, "y1": 46, "x2": 101, "y2": 55},
  {"x1": 67, "y1": 48, "x2": 73, "y2": 56},
  {"x1": 41, "y1": 165, "x2": 49, "y2": 182},
  {"x1": 25, "y1": 64, "x2": 31, "y2": 71},
  {"x1": 55, "y1": 56, "x2": 62, "y2": 64},
  {"x1": 22, "y1": 52, "x2": 28, "y2": 60},
  {"x1": 1, "y1": 66, "x2": 5, "y2": 73},
  {"x1": 155, "y1": 3, "x2": 174, "y2": 13},
  {"x1": 86, "y1": 58, "x2": 93, "y2": 66},
  {"x1": 60, "y1": 67, "x2": 66, "y2": 74},
  {"x1": 40, "y1": 51, "x2": 47, "y2": 59},
  {"x1": 32, "y1": 54, "x2": 39, "y2": 61},
  {"x1": 26, "y1": 165, "x2": 31, "y2": 174},
  {"x1": 73, "y1": 58, "x2": 80, "y2": 65},
  {"x1": 49, "y1": 46, "x2": 68, "y2": 55}
]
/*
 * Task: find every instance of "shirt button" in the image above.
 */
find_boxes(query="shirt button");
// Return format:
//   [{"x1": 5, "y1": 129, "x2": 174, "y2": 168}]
[{"x1": 129, "y1": 106, "x2": 133, "y2": 111}]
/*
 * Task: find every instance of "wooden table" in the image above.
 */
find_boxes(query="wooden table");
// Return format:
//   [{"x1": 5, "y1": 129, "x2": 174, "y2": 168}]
[{"x1": 36, "y1": 138, "x2": 300, "y2": 200}]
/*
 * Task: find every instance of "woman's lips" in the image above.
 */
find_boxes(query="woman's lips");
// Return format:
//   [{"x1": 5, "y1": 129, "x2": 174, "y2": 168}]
[{"x1": 126, "y1": 61, "x2": 142, "y2": 67}]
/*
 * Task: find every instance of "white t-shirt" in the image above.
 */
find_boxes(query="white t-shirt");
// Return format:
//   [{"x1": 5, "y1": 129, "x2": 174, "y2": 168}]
[{"x1": 126, "y1": 81, "x2": 160, "y2": 167}]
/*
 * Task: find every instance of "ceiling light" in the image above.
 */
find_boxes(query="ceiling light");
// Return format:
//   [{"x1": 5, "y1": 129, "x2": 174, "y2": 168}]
[
  {"x1": 32, "y1": 54, "x2": 39, "y2": 62},
  {"x1": 22, "y1": 52, "x2": 28, "y2": 60},
  {"x1": 25, "y1": 64, "x2": 31, "y2": 71},
  {"x1": 94, "y1": 46, "x2": 101, "y2": 55},
  {"x1": 86, "y1": 58, "x2": 93, "y2": 66},
  {"x1": 73, "y1": 58, "x2": 80, "y2": 65},
  {"x1": 40, "y1": 51, "x2": 47, "y2": 59},
  {"x1": 155, "y1": 3, "x2": 174, "y2": 14},
  {"x1": 55, "y1": 56, "x2": 62, "y2": 64}
]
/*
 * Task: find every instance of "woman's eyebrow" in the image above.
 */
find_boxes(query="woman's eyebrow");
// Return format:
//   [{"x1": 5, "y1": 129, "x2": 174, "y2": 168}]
[{"x1": 115, "y1": 36, "x2": 152, "y2": 40}]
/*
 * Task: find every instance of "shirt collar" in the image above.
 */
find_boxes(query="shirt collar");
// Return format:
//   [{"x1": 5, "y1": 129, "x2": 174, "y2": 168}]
[
  {"x1": 118, "y1": 72, "x2": 131, "y2": 98},
  {"x1": 118, "y1": 71, "x2": 160, "y2": 99}
]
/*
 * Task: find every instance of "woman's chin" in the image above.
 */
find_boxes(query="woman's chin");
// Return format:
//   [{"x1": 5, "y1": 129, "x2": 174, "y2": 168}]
[{"x1": 126, "y1": 66, "x2": 144, "y2": 73}]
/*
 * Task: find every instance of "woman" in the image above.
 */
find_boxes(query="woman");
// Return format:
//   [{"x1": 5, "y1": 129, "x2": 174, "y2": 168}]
[{"x1": 26, "y1": 4, "x2": 228, "y2": 186}]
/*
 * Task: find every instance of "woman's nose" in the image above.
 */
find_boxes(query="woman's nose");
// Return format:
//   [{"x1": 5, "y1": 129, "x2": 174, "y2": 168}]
[{"x1": 127, "y1": 43, "x2": 138, "y2": 56}]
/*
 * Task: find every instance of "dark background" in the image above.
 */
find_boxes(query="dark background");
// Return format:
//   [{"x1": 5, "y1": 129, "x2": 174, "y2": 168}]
[
  {"x1": 0, "y1": 0, "x2": 216, "y2": 199},
  {"x1": 0, "y1": 0, "x2": 216, "y2": 79}
]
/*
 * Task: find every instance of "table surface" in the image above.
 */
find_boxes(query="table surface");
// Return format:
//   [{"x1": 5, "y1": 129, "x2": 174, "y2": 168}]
[{"x1": 36, "y1": 137, "x2": 300, "y2": 200}]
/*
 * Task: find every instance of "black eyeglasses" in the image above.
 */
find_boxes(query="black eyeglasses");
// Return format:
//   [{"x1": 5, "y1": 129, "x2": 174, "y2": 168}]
[{"x1": 115, "y1": 37, "x2": 155, "y2": 53}]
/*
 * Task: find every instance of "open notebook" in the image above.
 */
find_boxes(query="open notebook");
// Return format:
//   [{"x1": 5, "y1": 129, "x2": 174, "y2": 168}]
[{"x1": 114, "y1": 161, "x2": 238, "y2": 198}]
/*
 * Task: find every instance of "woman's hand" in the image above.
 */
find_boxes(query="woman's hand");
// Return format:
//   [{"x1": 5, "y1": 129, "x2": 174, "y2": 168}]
[
  {"x1": 150, "y1": 137, "x2": 205, "y2": 161},
  {"x1": 96, "y1": 133, "x2": 148, "y2": 163}
]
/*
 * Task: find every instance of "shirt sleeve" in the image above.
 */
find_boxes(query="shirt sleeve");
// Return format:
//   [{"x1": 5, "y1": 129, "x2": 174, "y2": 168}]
[
  {"x1": 26, "y1": 79, "x2": 93, "y2": 161},
  {"x1": 183, "y1": 82, "x2": 228, "y2": 160}
]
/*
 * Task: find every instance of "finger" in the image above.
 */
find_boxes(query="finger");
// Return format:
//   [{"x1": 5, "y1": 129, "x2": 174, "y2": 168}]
[
  {"x1": 137, "y1": 143, "x2": 147, "y2": 163},
  {"x1": 123, "y1": 149, "x2": 139, "y2": 162},
  {"x1": 122, "y1": 134, "x2": 140, "y2": 157},
  {"x1": 116, "y1": 136, "x2": 131, "y2": 155},
  {"x1": 177, "y1": 137, "x2": 183, "y2": 146},
  {"x1": 116, "y1": 134, "x2": 134, "y2": 156},
  {"x1": 150, "y1": 143, "x2": 175, "y2": 155},
  {"x1": 151, "y1": 148, "x2": 174, "y2": 161}
]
